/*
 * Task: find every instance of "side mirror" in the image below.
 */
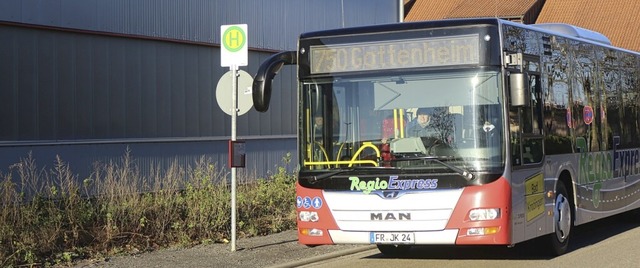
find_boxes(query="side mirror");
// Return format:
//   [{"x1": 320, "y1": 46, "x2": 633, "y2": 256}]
[
  {"x1": 509, "y1": 73, "x2": 530, "y2": 107},
  {"x1": 252, "y1": 51, "x2": 297, "y2": 112}
]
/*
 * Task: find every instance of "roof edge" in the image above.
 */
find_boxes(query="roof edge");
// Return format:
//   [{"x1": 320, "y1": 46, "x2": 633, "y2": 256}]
[{"x1": 530, "y1": 23, "x2": 611, "y2": 45}]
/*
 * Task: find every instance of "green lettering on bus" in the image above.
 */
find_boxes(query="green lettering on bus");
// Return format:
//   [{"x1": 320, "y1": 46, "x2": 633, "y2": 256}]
[{"x1": 576, "y1": 137, "x2": 613, "y2": 208}]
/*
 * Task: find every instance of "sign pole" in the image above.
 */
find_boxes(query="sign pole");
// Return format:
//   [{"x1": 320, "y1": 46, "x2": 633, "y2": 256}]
[
  {"x1": 230, "y1": 64, "x2": 238, "y2": 252},
  {"x1": 220, "y1": 23, "x2": 247, "y2": 253}
]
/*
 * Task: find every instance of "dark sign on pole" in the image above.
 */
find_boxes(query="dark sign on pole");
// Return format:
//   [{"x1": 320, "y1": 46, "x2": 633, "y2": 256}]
[{"x1": 228, "y1": 140, "x2": 246, "y2": 168}]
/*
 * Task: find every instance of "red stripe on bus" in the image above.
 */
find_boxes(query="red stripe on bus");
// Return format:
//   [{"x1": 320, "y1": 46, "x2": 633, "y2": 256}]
[{"x1": 447, "y1": 177, "x2": 512, "y2": 245}]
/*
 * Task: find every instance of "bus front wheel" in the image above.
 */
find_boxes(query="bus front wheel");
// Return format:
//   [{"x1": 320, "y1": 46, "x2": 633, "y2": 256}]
[{"x1": 549, "y1": 182, "x2": 573, "y2": 256}]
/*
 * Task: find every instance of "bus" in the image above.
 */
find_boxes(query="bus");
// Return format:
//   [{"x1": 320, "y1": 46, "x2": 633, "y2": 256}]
[{"x1": 251, "y1": 18, "x2": 640, "y2": 256}]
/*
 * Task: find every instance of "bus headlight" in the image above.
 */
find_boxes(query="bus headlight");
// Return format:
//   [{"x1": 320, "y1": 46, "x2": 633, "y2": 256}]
[
  {"x1": 467, "y1": 227, "x2": 499, "y2": 236},
  {"x1": 300, "y1": 228, "x2": 323, "y2": 236},
  {"x1": 468, "y1": 208, "x2": 500, "y2": 221},
  {"x1": 299, "y1": 211, "x2": 319, "y2": 222}
]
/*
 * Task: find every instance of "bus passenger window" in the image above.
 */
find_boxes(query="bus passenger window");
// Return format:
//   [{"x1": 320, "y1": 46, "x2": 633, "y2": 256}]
[
  {"x1": 522, "y1": 138, "x2": 543, "y2": 164},
  {"x1": 509, "y1": 110, "x2": 521, "y2": 166},
  {"x1": 511, "y1": 71, "x2": 543, "y2": 167}
]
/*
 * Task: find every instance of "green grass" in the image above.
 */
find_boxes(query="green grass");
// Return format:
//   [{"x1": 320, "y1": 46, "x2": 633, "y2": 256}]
[{"x1": 0, "y1": 151, "x2": 297, "y2": 267}]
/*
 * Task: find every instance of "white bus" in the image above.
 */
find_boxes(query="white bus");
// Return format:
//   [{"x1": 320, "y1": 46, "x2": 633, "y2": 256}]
[{"x1": 252, "y1": 18, "x2": 640, "y2": 256}]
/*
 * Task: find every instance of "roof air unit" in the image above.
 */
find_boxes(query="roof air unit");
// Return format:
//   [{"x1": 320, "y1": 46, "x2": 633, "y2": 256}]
[{"x1": 531, "y1": 23, "x2": 611, "y2": 45}]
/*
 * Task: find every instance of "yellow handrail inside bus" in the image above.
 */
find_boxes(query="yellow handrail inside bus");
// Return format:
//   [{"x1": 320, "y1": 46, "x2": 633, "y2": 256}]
[
  {"x1": 393, "y1": 109, "x2": 399, "y2": 138},
  {"x1": 316, "y1": 141, "x2": 330, "y2": 160},
  {"x1": 392, "y1": 108, "x2": 405, "y2": 138},
  {"x1": 335, "y1": 142, "x2": 346, "y2": 167},
  {"x1": 306, "y1": 109, "x2": 311, "y2": 144},
  {"x1": 303, "y1": 143, "x2": 381, "y2": 168},
  {"x1": 399, "y1": 108, "x2": 405, "y2": 138},
  {"x1": 348, "y1": 142, "x2": 380, "y2": 167},
  {"x1": 307, "y1": 141, "x2": 330, "y2": 168},
  {"x1": 304, "y1": 159, "x2": 379, "y2": 167}
]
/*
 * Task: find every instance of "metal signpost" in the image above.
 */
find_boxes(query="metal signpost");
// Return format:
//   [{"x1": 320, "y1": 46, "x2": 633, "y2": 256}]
[{"x1": 219, "y1": 24, "x2": 249, "y2": 252}]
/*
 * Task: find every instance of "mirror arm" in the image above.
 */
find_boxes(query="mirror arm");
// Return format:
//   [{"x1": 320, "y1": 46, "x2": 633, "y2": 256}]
[{"x1": 252, "y1": 51, "x2": 297, "y2": 112}]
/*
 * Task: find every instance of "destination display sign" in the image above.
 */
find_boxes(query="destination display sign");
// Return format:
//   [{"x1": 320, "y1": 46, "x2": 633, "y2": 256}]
[{"x1": 309, "y1": 34, "x2": 480, "y2": 74}]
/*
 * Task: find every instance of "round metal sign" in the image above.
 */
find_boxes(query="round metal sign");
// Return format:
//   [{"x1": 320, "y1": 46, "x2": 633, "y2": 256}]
[{"x1": 216, "y1": 70, "x2": 254, "y2": 116}]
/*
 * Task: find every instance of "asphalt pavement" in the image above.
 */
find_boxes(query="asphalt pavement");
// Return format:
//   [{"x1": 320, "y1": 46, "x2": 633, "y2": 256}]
[{"x1": 73, "y1": 230, "x2": 374, "y2": 268}]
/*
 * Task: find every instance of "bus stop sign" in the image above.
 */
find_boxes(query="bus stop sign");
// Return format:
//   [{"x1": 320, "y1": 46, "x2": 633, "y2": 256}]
[
  {"x1": 215, "y1": 70, "x2": 254, "y2": 116},
  {"x1": 221, "y1": 24, "x2": 248, "y2": 67}
]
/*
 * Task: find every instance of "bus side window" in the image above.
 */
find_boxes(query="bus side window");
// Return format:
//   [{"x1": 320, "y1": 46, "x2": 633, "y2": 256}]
[
  {"x1": 510, "y1": 110, "x2": 522, "y2": 166},
  {"x1": 515, "y1": 72, "x2": 544, "y2": 166},
  {"x1": 522, "y1": 139, "x2": 543, "y2": 164},
  {"x1": 525, "y1": 74, "x2": 544, "y2": 164}
]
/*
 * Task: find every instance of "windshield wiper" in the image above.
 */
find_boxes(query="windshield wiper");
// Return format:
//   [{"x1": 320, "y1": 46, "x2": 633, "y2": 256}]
[
  {"x1": 302, "y1": 167, "x2": 400, "y2": 183},
  {"x1": 386, "y1": 156, "x2": 475, "y2": 181},
  {"x1": 306, "y1": 170, "x2": 348, "y2": 183}
]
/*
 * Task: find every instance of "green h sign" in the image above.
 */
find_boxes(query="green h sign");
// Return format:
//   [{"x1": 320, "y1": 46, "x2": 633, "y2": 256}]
[
  {"x1": 223, "y1": 26, "x2": 246, "y2": 52},
  {"x1": 221, "y1": 24, "x2": 248, "y2": 67}
]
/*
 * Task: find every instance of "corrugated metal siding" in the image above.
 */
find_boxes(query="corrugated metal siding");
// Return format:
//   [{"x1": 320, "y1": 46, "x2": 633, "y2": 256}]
[
  {"x1": 0, "y1": 0, "x2": 398, "y2": 186},
  {"x1": 0, "y1": 0, "x2": 399, "y2": 51},
  {"x1": 0, "y1": 138, "x2": 297, "y2": 190},
  {"x1": 0, "y1": 21, "x2": 299, "y2": 181},
  {"x1": 0, "y1": 24, "x2": 297, "y2": 141}
]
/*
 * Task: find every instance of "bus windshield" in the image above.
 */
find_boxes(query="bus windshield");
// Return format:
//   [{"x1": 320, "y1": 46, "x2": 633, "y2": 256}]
[{"x1": 301, "y1": 69, "x2": 505, "y2": 173}]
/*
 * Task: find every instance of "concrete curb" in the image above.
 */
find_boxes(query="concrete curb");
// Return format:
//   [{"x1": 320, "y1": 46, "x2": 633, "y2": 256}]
[{"x1": 269, "y1": 245, "x2": 377, "y2": 268}]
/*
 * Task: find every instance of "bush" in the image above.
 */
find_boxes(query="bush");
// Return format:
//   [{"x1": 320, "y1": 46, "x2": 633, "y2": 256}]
[{"x1": 0, "y1": 151, "x2": 297, "y2": 266}]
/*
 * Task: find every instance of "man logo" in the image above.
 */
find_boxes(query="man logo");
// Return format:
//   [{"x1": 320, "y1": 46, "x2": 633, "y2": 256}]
[{"x1": 371, "y1": 212, "x2": 411, "y2": 221}]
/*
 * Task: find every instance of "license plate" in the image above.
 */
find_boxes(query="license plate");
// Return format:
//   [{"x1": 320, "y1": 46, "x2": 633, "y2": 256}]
[{"x1": 370, "y1": 232, "x2": 415, "y2": 244}]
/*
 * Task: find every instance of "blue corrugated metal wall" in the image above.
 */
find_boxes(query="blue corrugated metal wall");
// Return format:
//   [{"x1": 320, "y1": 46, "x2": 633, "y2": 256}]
[
  {"x1": 0, "y1": 23, "x2": 298, "y2": 179},
  {"x1": 0, "y1": 25, "x2": 299, "y2": 140},
  {"x1": 0, "y1": 0, "x2": 399, "y2": 187},
  {"x1": 1, "y1": 138, "x2": 296, "y2": 186},
  {"x1": 0, "y1": 0, "x2": 399, "y2": 51}
]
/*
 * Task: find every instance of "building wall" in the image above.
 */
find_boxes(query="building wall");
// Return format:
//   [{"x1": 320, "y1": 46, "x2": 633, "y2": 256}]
[
  {"x1": 0, "y1": 1, "x2": 399, "y2": 185},
  {"x1": 0, "y1": 0, "x2": 399, "y2": 51},
  {"x1": 0, "y1": 24, "x2": 298, "y2": 141},
  {"x1": 0, "y1": 22, "x2": 298, "y2": 182}
]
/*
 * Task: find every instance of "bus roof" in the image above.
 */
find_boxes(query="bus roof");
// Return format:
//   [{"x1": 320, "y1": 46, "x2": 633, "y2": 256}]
[
  {"x1": 530, "y1": 23, "x2": 611, "y2": 45},
  {"x1": 299, "y1": 18, "x2": 501, "y2": 39},
  {"x1": 298, "y1": 17, "x2": 637, "y2": 55}
]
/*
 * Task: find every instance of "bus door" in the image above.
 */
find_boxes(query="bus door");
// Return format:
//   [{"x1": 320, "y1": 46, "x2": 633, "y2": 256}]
[{"x1": 508, "y1": 54, "x2": 545, "y2": 242}]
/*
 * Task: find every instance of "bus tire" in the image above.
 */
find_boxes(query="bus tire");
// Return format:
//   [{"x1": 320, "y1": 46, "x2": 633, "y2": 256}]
[
  {"x1": 376, "y1": 244, "x2": 411, "y2": 256},
  {"x1": 549, "y1": 181, "x2": 573, "y2": 256}
]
